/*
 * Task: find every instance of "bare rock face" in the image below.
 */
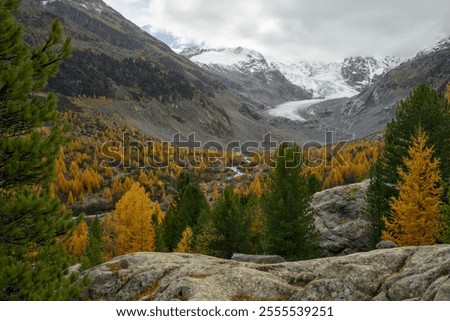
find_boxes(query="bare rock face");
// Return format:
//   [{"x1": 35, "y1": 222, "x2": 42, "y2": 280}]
[
  {"x1": 80, "y1": 245, "x2": 450, "y2": 301},
  {"x1": 311, "y1": 180, "x2": 372, "y2": 256}
]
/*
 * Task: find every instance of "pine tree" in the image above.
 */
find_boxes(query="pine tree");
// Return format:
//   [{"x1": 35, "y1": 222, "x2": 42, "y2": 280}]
[
  {"x1": 0, "y1": 1, "x2": 83, "y2": 300},
  {"x1": 175, "y1": 226, "x2": 193, "y2": 253},
  {"x1": 159, "y1": 172, "x2": 209, "y2": 251},
  {"x1": 192, "y1": 209, "x2": 222, "y2": 257},
  {"x1": 382, "y1": 129, "x2": 443, "y2": 246},
  {"x1": 366, "y1": 84, "x2": 450, "y2": 246},
  {"x1": 81, "y1": 216, "x2": 103, "y2": 270},
  {"x1": 244, "y1": 194, "x2": 264, "y2": 254},
  {"x1": 209, "y1": 187, "x2": 251, "y2": 258},
  {"x1": 262, "y1": 143, "x2": 319, "y2": 261}
]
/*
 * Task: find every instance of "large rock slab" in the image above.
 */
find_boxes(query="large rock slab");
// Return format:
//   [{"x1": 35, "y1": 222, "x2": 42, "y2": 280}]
[
  {"x1": 80, "y1": 245, "x2": 450, "y2": 301},
  {"x1": 311, "y1": 180, "x2": 372, "y2": 256}
]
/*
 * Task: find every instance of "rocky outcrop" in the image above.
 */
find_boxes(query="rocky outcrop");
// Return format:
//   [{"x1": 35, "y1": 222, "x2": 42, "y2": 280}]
[
  {"x1": 80, "y1": 245, "x2": 450, "y2": 301},
  {"x1": 376, "y1": 240, "x2": 397, "y2": 249},
  {"x1": 231, "y1": 253, "x2": 286, "y2": 264},
  {"x1": 311, "y1": 180, "x2": 371, "y2": 256}
]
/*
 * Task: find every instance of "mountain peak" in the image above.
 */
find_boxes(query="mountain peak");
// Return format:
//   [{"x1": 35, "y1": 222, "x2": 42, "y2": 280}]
[
  {"x1": 183, "y1": 47, "x2": 270, "y2": 73},
  {"x1": 341, "y1": 56, "x2": 402, "y2": 91},
  {"x1": 417, "y1": 36, "x2": 450, "y2": 57}
]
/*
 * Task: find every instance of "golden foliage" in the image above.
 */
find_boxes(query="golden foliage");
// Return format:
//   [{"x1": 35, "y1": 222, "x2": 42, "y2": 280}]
[
  {"x1": 249, "y1": 174, "x2": 263, "y2": 197},
  {"x1": 103, "y1": 182, "x2": 156, "y2": 259},
  {"x1": 175, "y1": 226, "x2": 193, "y2": 253},
  {"x1": 65, "y1": 220, "x2": 89, "y2": 260},
  {"x1": 382, "y1": 129, "x2": 443, "y2": 246},
  {"x1": 212, "y1": 182, "x2": 219, "y2": 202}
]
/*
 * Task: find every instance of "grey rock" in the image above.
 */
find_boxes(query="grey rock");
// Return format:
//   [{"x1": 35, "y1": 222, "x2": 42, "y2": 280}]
[
  {"x1": 80, "y1": 245, "x2": 450, "y2": 301},
  {"x1": 311, "y1": 180, "x2": 372, "y2": 256},
  {"x1": 377, "y1": 240, "x2": 398, "y2": 249},
  {"x1": 68, "y1": 263, "x2": 81, "y2": 274},
  {"x1": 231, "y1": 253, "x2": 286, "y2": 264}
]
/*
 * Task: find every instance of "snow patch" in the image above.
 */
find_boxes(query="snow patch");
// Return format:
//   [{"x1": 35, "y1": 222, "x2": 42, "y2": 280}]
[
  {"x1": 190, "y1": 47, "x2": 269, "y2": 74},
  {"x1": 41, "y1": 0, "x2": 58, "y2": 5}
]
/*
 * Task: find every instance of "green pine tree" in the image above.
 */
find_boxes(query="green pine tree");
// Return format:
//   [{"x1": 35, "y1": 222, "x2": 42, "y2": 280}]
[
  {"x1": 242, "y1": 194, "x2": 264, "y2": 254},
  {"x1": 158, "y1": 172, "x2": 209, "y2": 251},
  {"x1": 0, "y1": 0, "x2": 82, "y2": 300},
  {"x1": 208, "y1": 187, "x2": 251, "y2": 258},
  {"x1": 262, "y1": 143, "x2": 319, "y2": 261},
  {"x1": 366, "y1": 84, "x2": 450, "y2": 246},
  {"x1": 81, "y1": 216, "x2": 103, "y2": 270}
]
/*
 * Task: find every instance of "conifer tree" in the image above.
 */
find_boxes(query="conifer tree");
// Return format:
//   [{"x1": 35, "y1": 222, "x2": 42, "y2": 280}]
[
  {"x1": 65, "y1": 219, "x2": 88, "y2": 261},
  {"x1": 209, "y1": 187, "x2": 251, "y2": 258},
  {"x1": 0, "y1": 0, "x2": 83, "y2": 300},
  {"x1": 243, "y1": 194, "x2": 264, "y2": 254},
  {"x1": 262, "y1": 143, "x2": 319, "y2": 261},
  {"x1": 175, "y1": 226, "x2": 193, "y2": 253},
  {"x1": 366, "y1": 84, "x2": 450, "y2": 246},
  {"x1": 81, "y1": 216, "x2": 103, "y2": 270},
  {"x1": 382, "y1": 129, "x2": 443, "y2": 246},
  {"x1": 192, "y1": 209, "x2": 222, "y2": 257},
  {"x1": 159, "y1": 172, "x2": 209, "y2": 251},
  {"x1": 107, "y1": 182, "x2": 156, "y2": 256}
]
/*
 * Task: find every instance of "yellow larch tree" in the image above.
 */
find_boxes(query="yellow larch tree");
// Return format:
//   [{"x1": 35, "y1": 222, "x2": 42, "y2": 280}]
[
  {"x1": 103, "y1": 187, "x2": 113, "y2": 202},
  {"x1": 107, "y1": 182, "x2": 156, "y2": 257},
  {"x1": 212, "y1": 182, "x2": 220, "y2": 201},
  {"x1": 65, "y1": 220, "x2": 89, "y2": 261},
  {"x1": 382, "y1": 129, "x2": 443, "y2": 246},
  {"x1": 67, "y1": 191, "x2": 75, "y2": 205},
  {"x1": 152, "y1": 201, "x2": 165, "y2": 225},
  {"x1": 249, "y1": 174, "x2": 263, "y2": 197},
  {"x1": 175, "y1": 226, "x2": 193, "y2": 253}
]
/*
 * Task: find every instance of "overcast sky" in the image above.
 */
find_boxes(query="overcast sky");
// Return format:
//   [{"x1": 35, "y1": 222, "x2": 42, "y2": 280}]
[{"x1": 103, "y1": 0, "x2": 450, "y2": 62}]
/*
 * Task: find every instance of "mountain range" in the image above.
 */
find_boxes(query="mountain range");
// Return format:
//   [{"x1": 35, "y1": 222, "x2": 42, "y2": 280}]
[
  {"x1": 181, "y1": 47, "x2": 402, "y2": 100},
  {"x1": 23, "y1": 0, "x2": 450, "y2": 144}
]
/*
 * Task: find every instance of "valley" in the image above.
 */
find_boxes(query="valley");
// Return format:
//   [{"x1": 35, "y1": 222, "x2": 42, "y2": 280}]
[{"x1": 0, "y1": 0, "x2": 449, "y2": 303}]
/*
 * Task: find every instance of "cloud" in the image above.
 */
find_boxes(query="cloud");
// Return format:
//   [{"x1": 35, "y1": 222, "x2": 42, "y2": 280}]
[{"x1": 104, "y1": 0, "x2": 450, "y2": 62}]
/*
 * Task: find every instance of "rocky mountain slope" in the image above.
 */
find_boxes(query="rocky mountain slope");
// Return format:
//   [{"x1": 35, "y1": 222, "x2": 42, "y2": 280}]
[
  {"x1": 305, "y1": 37, "x2": 450, "y2": 140},
  {"x1": 80, "y1": 245, "x2": 450, "y2": 301},
  {"x1": 21, "y1": 1, "x2": 449, "y2": 145},
  {"x1": 19, "y1": 0, "x2": 291, "y2": 144},
  {"x1": 340, "y1": 56, "x2": 401, "y2": 91},
  {"x1": 180, "y1": 47, "x2": 312, "y2": 106}
]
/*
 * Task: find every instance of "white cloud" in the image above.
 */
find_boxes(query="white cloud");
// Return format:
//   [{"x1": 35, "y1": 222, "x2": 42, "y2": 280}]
[{"x1": 104, "y1": 0, "x2": 450, "y2": 62}]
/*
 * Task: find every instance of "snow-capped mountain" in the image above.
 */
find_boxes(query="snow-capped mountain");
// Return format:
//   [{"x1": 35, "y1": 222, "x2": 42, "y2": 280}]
[
  {"x1": 182, "y1": 47, "x2": 402, "y2": 99},
  {"x1": 181, "y1": 47, "x2": 272, "y2": 74},
  {"x1": 180, "y1": 47, "x2": 312, "y2": 106},
  {"x1": 341, "y1": 56, "x2": 402, "y2": 91},
  {"x1": 416, "y1": 36, "x2": 450, "y2": 57}
]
